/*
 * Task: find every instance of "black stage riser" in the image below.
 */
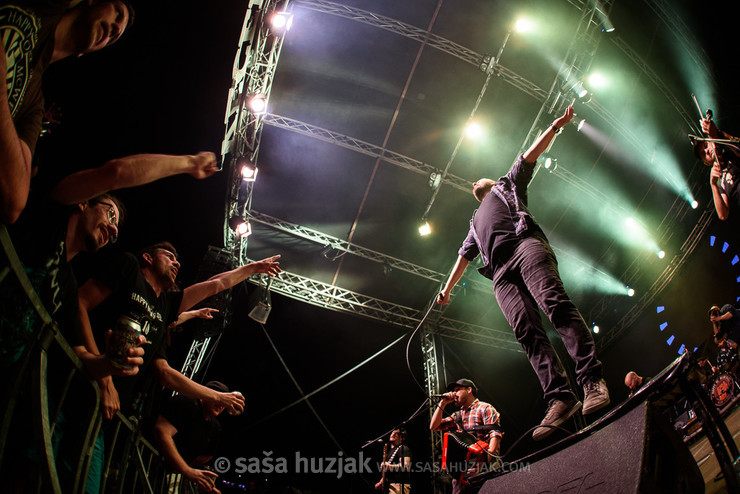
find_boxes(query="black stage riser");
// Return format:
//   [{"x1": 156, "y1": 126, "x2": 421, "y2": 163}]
[{"x1": 479, "y1": 401, "x2": 703, "y2": 494}]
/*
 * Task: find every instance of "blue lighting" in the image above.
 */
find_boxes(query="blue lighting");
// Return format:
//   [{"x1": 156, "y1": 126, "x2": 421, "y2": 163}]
[
  {"x1": 656, "y1": 306, "x2": 665, "y2": 313},
  {"x1": 710, "y1": 235, "x2": 716, "y2": 246},
  {"x1": 723, "y1": 242, "x2": 730, "y2": 253},
  {"x1": 659, "y1": 322, "x2": 668, "y2": 331},
  {"x1": 733, "y1": 255, "x2": 739, "y2": 266},
  {"x1": 678, "y1": 344, "x2": 686, "y2": 354},
  {"x1": 736, "y1": 276, "x2": 740, "y2": 283},
  {"x1": 694, "y1": 347, "x2": 698, "y2": 352},
  {"x1": 666, "y1": 335, "x2": 675, "y2": 345}
]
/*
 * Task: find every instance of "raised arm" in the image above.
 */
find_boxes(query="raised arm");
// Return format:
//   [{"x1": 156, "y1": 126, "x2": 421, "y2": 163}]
[
  {"x1": 522, "y1": 105, "x2": 574, "y2": 163},
  {"x1": 179, "y1": 255, "x2": 281, "y2": 313},
  {"x1": 0, "y1": 44, "x2": 33, "y2": 224},
  {"x1": 153, "y1": 358, "x2": 245, "y2": 413},
  {"x1": 50, "y1": 152, "x2": 219, "y2": 205},
  {"x1": 430, "y1": 392, "x2": 455, "y2": 430}
]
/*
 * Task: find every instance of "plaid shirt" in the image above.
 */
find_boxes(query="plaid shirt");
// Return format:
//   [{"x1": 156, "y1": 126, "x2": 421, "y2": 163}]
[{"x1": 438, "y1": 399, "x2": 502, "y2": 443}]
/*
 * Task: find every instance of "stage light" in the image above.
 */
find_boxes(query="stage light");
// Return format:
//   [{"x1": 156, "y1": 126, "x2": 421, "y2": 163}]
[
  {"x1": 592, "y1": 325, "x2": 600, "y2": 334},
  {"x1": 229, "y1": 216, "x2": 252, "y2": 237},
  {"x1": 577, "y1": 118, "x2": 586, "y2": 132},
  {"x1": 240, "y1": 164, "x2": 258, "y2": 181},
  {"x1": 514, "y1": 18, "x2": 533, "y2": 34},
  {"x1": 248, "y1": 277, "x2": 272, "y2": 324},
  {"x1": 588, "y1": 73, "x2": 607, "y2": 88},
  {"x1": 418, "y1": 221, "x2": 432, "y2": 236},
  {"x1": 429, "y1": 172, "x2": 442, "y2": 190},
  {"x1": 465, "y1": 122, "x2": 483, "y2": 139},
  {"x1": 543, "y1": 156, "x2": 558, "y2": 172},
  {"x1": 246, "y1": 93, "x2": 267, "y2": 114},
  {"x1": 268, "y1": 11, "x2": 293, "y2": 33},
  {"x1": 691, "y1": 200, "x2": 699, "y2": 209},
  {"x1": 658, "y1": 250, "x2": 666, "y2": 259},
  {"x1": 627, "y1": 287, "x2": 635, "y2": 297}
]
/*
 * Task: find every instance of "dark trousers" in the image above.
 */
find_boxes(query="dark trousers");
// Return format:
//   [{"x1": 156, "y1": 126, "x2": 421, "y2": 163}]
[{"x1": 492, "y1": 236, "x2": 602, "y2": 403}]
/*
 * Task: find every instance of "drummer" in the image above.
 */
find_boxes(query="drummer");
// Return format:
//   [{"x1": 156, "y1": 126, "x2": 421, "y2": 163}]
[
  {"x1": 715, "y1": 332, "x2": 740, "y2": 374},
  {"x1": 710, "y1": 305, "x2": 740, "y2": 374}
]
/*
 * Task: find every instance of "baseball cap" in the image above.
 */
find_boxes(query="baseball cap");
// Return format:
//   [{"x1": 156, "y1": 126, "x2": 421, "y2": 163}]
[{"x1": 446, "y1": 378, "x2": 478, "y2": 395}]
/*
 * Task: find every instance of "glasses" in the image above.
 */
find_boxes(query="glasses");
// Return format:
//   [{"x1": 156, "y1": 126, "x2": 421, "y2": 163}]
[{"x1": 91, "y1": 200, "x2": 118, "y2": 243}]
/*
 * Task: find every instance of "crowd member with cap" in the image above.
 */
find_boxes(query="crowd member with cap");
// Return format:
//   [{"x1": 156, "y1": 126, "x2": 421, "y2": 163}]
[
  {"x1": 430, "y1": 379, "x2": 501, "y2": 493},
  {"x1": 77, "y1": 241, "x2": 280, "y2": 492},
  {"x1": 154, "y1": 380, "x2": 236, "y2": 494}
]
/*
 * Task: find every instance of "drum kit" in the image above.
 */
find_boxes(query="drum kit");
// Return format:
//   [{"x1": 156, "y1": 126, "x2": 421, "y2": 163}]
[{"x1": 704, "y1": 344, "x2": 740, "y2": 408}]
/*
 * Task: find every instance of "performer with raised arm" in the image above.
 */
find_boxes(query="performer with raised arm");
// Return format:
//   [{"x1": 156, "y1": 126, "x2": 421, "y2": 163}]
[{"x1": 437, "y1": 106, "x2": 609, "y2": 441}]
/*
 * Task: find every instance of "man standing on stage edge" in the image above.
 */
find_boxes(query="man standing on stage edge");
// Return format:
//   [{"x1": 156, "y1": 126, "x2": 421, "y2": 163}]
[{"x1": 437, "y1": 106, "x2": 609, "y2": 441}]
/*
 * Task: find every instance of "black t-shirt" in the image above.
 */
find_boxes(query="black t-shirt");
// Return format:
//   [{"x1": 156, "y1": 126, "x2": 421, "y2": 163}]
[
  {"x1": 385, "y1": 444, "x2": 411, "y2": 484},
  {"x1": 473, "y1": 192, "x2": 520, "y2": 257},
  {"x1": 1, "y1": 0, "x2": 69, "y2": 155},
  {"x1": 160, "y1": 395, "x2": 221, "y2": 465},
  {"x1": 87, "y1": 251, "x2": 183, "y2": 412},
  {"x1": 1, "y1": 201, "x2": 82, "y2": 365}
]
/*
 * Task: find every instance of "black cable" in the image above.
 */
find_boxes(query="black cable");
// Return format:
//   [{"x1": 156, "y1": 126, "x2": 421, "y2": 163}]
[{"x1": 405, "y1": 294, "x2": 442, "y2": 395}]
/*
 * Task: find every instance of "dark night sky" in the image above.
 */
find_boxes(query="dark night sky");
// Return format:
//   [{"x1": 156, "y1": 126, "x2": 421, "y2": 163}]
[{"x1": 21, "y1": 1, "x2": 740, "y2": 492}]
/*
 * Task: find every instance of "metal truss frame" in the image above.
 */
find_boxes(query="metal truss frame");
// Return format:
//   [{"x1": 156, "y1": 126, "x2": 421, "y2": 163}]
[
  {"x1": 244, "y1": 260, "x2": 522, "y2": 352},
  {"x1": 222, "y1": 0, "x2": 293, "y2": 263},
  {"x1": 247, "y1": 209, "x2": 491, "y2": 293},
  {"x1": 262, "y1": 113, "x2": 473, "y2": 192}
]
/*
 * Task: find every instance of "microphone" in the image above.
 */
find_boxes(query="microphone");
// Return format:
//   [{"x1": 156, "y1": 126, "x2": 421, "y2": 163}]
[{"x1": 431, "y1": 393, "x2": 452, "y2": 399}]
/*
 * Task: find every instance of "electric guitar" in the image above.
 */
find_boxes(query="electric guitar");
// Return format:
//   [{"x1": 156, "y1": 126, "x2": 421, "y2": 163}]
[{"x1": 381, "y1": 443, "x2": 389, "y2": 493}]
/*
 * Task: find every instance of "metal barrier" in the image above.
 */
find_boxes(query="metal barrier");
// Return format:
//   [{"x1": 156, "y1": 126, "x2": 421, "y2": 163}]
[{"x1": 0, "y1": 225, "x2": 188, "y2": 493}]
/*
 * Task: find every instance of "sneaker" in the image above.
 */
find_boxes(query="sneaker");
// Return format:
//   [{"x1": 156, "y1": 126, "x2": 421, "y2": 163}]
[
  {"x1": 583, "y1": 378, "x2": 610, "y2": 415},
  {"x1": 532, "y1": 398, "x2": 582, "y2": 441}
]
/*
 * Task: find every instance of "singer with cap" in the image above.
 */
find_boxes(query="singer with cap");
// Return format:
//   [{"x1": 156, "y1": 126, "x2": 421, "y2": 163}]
[
  {"x1": 430, "y1": 378, "x2": 501, "y2": 493},
  {"x1": 154, "y1": 380, "x2": 237, "y2": 494},
  {"x1": 437, "y1": 106, "x2": 609, "y2": 442},
  {"x1": 694, "y1": 116, "x2": 740, "y2": 220}
]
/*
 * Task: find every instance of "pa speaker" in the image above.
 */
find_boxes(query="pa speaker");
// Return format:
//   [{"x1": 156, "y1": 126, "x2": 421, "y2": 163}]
[{"x1": 478, "y1": 401, "x2": 703, "y2": 493}]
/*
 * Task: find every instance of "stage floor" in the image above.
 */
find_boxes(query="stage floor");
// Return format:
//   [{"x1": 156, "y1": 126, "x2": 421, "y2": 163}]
[{"x1": 691, "y1": 404, "x2": 740, "y2": 493}]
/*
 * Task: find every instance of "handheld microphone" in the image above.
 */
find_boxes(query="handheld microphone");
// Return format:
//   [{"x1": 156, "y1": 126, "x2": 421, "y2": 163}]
[{"x1": 431, "y1": 393, "x2": 451, "y2": 399}]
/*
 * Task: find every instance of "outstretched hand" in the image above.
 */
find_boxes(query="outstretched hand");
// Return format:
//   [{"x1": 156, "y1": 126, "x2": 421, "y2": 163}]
[
  {"x1": 189, "y1": 152, "x2": 219, "y2": 179},
  {"x1": 184, "y1": 467, "x2": 220, "y2": 493},
  {"x1": 217, "y1": 391, "x2": 246, "y2": 415},
  {"x1": 553, "y1": 105, "x2": 574, "y2": 129},
  {"x1": 192, "y1": 307, "x2": 219, "y2": 320},
  {"x1": 250, "y1": 255, "x2": 282, "y2": 277}
]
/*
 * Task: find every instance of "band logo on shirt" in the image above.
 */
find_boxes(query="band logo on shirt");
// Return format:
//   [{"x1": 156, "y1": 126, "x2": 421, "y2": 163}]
[
  {"x1": 1, "y1": 6, "x2": 39, "y2": 117},
  {"x1": 130, "y1": 292, "x2": 165, "y2": 336}
]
